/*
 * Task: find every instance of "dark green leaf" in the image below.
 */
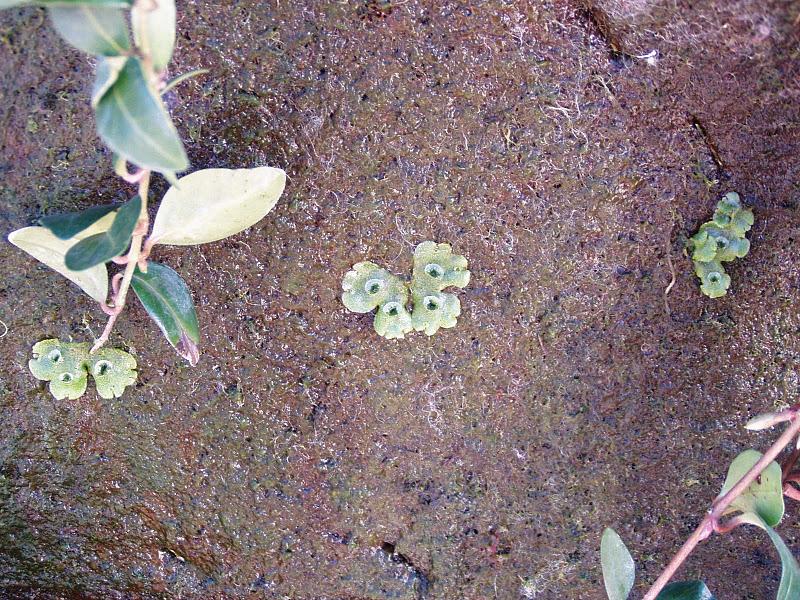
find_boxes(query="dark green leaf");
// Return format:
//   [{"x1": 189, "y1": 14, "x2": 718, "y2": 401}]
[
  {"x1": 601, "y1": 528, "x2": 635, "y2": 600},
  {"x1": 131, "y1": 261, "x2": 200, "y2": 365},
  {"x1": 95, "y1": 57, "x2": 189, "y2": 174},
  {"x1": 65, "y1": 195, "x2": 140, "y2": 270},
  {"x1": 41, "y1": 203, "x2": 118, "y2": 239},
  {"x1": 48, "y1": 6, "x2": 130, "y2": 56},
  {"x1": 656, "y1": 581, "x2": 715, "y2": 600},
  {"x1": 2, "y1": 0, "x2": 131, "y2": 7}
]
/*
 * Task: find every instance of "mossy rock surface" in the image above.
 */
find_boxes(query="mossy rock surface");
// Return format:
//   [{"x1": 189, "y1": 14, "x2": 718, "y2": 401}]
[{"x1": 1, "y1": 1, "x2": 798, "y2": 598}]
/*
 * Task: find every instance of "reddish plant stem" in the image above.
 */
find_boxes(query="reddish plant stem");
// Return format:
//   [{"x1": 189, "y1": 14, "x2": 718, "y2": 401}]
[
  {"x1": 642, "y1": 407, "x2": 800, "y2": 600},
  {"x1": 781, "y1": 447, "x2": 800, "y2": 481},
  {"x1": 91, "y1": 171, "x2": 150, "y2": 353},
  {"x1": 784, "y1": 485, "x2": 800, "y2": 502}
]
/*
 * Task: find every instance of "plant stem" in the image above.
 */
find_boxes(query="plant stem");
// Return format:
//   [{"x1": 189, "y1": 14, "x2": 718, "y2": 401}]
[
  {"x1": 642, "y1": 408, "x2": 800, "y2": 600},
  {"x1": 91, "y1": 170, "x2": 151, "y2": 353}
]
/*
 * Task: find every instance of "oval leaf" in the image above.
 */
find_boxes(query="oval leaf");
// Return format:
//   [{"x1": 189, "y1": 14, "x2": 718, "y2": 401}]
[
  {"x1": 40, "y1": 202, "x2": 118, "y2": 239},
  {"x1": 8, "y1": 226, "x2": 109, "y2": 303},
  {"x1": 131, "y1": 261, "x2": 200, "y2": 365},
  {"x1": 95, "y1": 57, "x2": 189, "y2": 174},
  {"x1": 132, "y1": 0, "x2": 175, "y2": 72},
  {"x1": 656, "y1": 581, "x2": 715, "y2": 600},
  {"x1": 718, "y1": 449, "x2": 784, "y2": 527},
  {"x1": 49, "y1": 6, "x2": 130, "y2": 56},
  {"x1": 149, "y1": 167, "x2": 286, "y2": 246},
  {"x1": 601, "y1": 528, "x2": 635, "y2": 600},
  {"x1": 92, "y1": 56, "x2": 128, "y2": 108},
  {"x1": 65, "y1": 195, "x2": 141, "y2": 270}
]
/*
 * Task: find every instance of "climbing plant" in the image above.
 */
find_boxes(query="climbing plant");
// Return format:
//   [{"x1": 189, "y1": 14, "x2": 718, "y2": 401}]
[
  {"x1": 4, "y1": 0, "x2": 285, "y2": 392},
  {"x1": 601, "y1": 406, "x2": 800, "y2": 599}
]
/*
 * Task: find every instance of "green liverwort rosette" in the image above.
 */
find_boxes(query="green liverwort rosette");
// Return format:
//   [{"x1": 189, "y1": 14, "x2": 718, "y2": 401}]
[
  {"x1": 694, "y1": 260, "x2": 731, "y2": 299},
  {"x1": 691, "y1": 192, "x2": 753, "y2": 298},
  {"x1": 696, "y1": 224, "x2": 750, "y2": 262},
  {"x1": 410, "y1": 242, "x2": 470, "y2": 336},
  {"x1": 28, "y1": 338, "x2": 138, "y2": 399},
  {"x1": 29, "y1": 339, "x2": 90, "y2": 400},
  {"x1": 341, "y1": 261, "x2": 413, "y2": 339},
  {"x1": 89, "y1": 347, "x2": 138, "y2": 399}
]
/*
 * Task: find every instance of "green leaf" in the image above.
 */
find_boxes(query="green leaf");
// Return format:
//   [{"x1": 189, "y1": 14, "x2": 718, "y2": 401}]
[
  {"x1": 601, "y1": 528, "x2": 635, "y2": 600},
  {"x1": 95, "y1": 57, "x2": 189, "y2": 174},
  {"x1": 718, "y1": 449, "x2": 784, "y2": 527},
  {"x1": 92, "y1": 56, "x2": 128, "y2": 108},
  {"x1": 8, "y1": 223, "x2": 111, "y2": 303},
  {"x1": 149, "y1": 167, "x2": 285, "y2": 246},
  {"x1": 65, "y1": 195, "x2": 141, "y2": 270},
  {"x1": 1, "y1": 0, "x2": 131, "y2": 7},
  {"x1": 48, "y1": 6, "x2": 130, "y2": 56},
  {"x1": 161, "y1": 68, "x2": 209, "y2": 95},
  {"x1": 40, "y1": 203, "x2": 118, "y2": 239},
  {"x1": 735, "y1": 513, "x2": 800, "y2": 600},
  {"x1": 131, "y1": 0, "x2": 175, "y2": 72},
  {"x1": 763, "y1": 520, "x2": 800, "y2": 600},
  {"x1": 656, "y1": 580, "x2": 715, "y2": 600},
  {"x1": 131, "y1": 261, "x2": 200, "y2": 365}
]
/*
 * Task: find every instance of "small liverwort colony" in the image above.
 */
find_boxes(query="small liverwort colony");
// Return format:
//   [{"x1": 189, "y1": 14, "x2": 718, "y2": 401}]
[
  {"x1": 689, "y1": 192, "x2": 754, "y2": 298},
  {"x1": 29, "y1": 339, "x2": 137, "y2": 400},
  {"x1": 342, "y1": 241, "x2": 471, "y2": 339}
]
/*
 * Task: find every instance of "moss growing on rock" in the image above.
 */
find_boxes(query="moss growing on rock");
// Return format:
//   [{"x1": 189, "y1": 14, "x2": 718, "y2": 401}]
[{"x1": 689, "y1": 192, "x2": 753, "y2": 298}]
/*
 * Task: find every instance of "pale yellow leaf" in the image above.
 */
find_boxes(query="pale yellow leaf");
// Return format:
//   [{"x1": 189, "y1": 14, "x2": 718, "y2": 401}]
[
  {"x1": 150, "y1": 167, "x2": 285, "y2": 246},
  {"x1": 8, "y1": 213, "x2": 115, "y2": 304}
]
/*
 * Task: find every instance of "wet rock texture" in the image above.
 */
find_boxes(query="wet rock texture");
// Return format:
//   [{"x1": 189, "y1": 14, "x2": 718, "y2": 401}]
[{"x1": 1, "y1": 0, "x2": 800, "y2": 598}]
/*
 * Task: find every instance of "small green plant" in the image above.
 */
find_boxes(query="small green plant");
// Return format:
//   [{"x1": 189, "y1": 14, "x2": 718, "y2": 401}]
[
  {"x1": 688, "y1": 192, "x2": 754, "y2": 298},
  {"x1": 4, "y1": 0, "x2": 286, "y2": 384},
  {"x1": 341, "y1": 241, "x2": 471, "y2": 339},
  {"x1": 601, "y1": 406, "x2": 800, "y2": 600},
  {"x1": 29, "y1": 338, "x2": 137, "y2": 400}
]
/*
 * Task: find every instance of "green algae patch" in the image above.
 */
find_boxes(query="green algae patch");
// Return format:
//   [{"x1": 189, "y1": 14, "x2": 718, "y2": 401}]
[
  {"x1": 689, "y1": 192, "x2": 753, "y2": 298},
  {"x1": 29, "y1": 339, "x2": 137, "y2": 400},
  {"x1": 341, "y1": 242, "x2": 470, "y2": 338}
]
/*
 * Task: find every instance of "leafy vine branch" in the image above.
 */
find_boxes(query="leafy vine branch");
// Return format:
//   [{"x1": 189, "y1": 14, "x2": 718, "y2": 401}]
[
  {"x1": 642, "y1": 405, "x2": 800, "y2": 600},
  {"x1": 603, "y1": 404, "x2": 800, "y2": 600},
  {"x1": 5, "y1": 0, "x2": 286, "y2": 374}
]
